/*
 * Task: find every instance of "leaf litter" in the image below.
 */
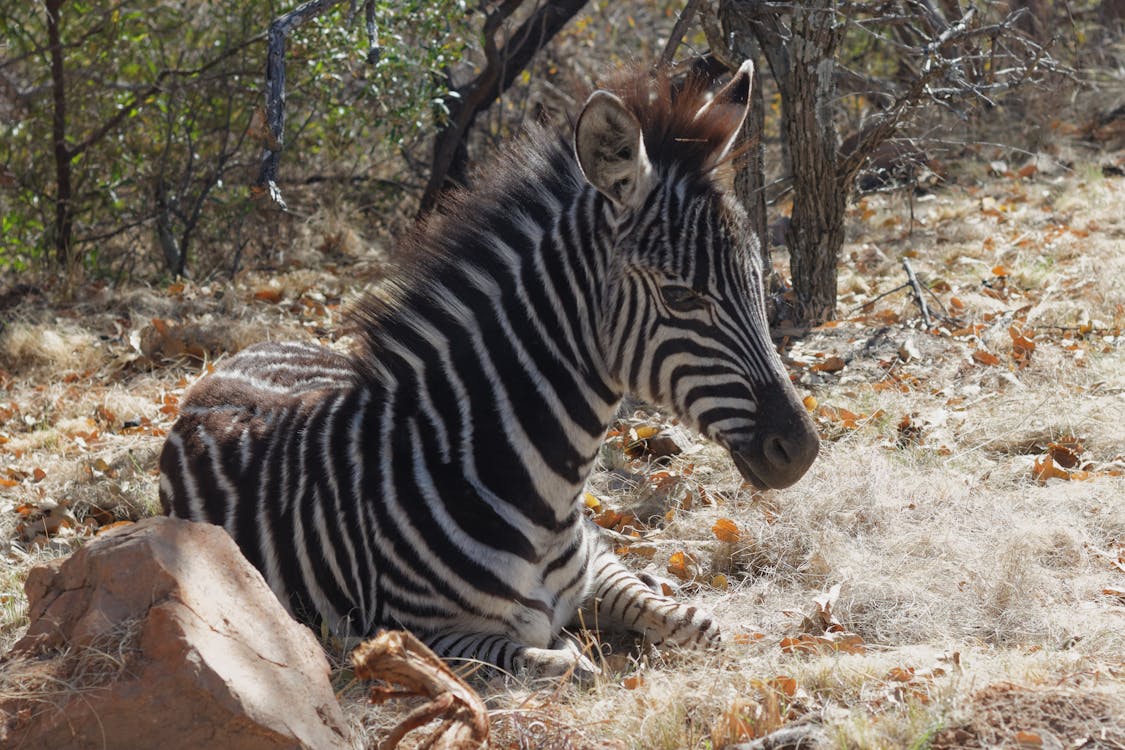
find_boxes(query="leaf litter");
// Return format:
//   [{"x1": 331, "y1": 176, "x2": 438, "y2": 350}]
[{"x1": 2, "y1": 153, "x2": 1125, "y2": 749}]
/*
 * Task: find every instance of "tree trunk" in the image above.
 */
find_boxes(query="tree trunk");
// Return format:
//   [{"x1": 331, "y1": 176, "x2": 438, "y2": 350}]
[
  {"x1": 778, "y1": 0, "x2": 843, "y2": 324},
  {"x1": 732, "y1": 59, "x2": 769, "y2": 272},
  {"x1": 46, "y1": 0, "x2": 73, "y2": 267}
]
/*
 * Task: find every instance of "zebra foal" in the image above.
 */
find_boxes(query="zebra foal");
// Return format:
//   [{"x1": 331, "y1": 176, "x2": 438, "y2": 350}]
[{"x1": 160, "y1": 61, "x2": 819, "y2": 678}]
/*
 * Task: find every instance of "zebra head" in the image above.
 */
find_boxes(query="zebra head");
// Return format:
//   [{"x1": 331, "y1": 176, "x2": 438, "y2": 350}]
[{"x1": 575, "y1": 61, "x2": 819, "y2": 490}]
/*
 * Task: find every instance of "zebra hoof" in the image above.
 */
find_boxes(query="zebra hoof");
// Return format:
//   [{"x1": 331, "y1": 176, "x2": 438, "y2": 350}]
[
  {"x1": 662, "y1": 609, "x2": 722, "y2": 651},
  {"x1": 517, "y1": 646, "x2": 601, "y2": 683}
]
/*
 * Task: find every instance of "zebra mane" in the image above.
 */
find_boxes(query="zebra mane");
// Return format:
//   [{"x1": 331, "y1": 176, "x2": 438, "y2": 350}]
[
  {"x1": 346, "y1": 68, "x2": 745, "y2": 368},
  {"x1": 600, "y1": 67, "x2": 748, "y2": 176}
]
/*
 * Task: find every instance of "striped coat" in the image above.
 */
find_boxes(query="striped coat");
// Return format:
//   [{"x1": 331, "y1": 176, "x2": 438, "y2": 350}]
[{"x1": 160, "y1": 61, "x2": 819, "y2": 677}]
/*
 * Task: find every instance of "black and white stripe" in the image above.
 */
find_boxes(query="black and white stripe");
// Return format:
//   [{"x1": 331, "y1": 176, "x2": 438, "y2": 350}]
[{"x1": 160, "y1": 62, "x2": 818, "y2": 677}]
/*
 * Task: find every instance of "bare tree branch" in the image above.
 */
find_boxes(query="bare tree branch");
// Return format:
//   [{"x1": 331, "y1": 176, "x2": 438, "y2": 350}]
[
  {"x1": 253, "y1": 0, "x2": 351, "y2": 208},
  {"x1": 418, "y1": 0, "x2": 587, "y2": 216},
  {"x1": 660, "y1": 0, "x2": 705, "y2": 69}
]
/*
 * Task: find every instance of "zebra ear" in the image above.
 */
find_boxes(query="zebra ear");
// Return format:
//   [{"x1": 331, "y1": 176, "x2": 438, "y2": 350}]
[
  {"x1": 575, "y1": 91, "x2": 654, "y2": 208},
  {"x1": 695, "y1": 59, "x2": 755, "y2": 164}
]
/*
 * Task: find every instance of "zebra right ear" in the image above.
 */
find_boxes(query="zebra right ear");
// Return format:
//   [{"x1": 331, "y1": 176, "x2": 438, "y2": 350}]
[{"x1": 575, "y1": 91, "x2": 654, "y2": 208}]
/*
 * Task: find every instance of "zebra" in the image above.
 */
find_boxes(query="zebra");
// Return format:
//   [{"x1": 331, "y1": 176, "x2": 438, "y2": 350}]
[{"x1": 159, "y1": 61, "x2": 820, "y2": 678}]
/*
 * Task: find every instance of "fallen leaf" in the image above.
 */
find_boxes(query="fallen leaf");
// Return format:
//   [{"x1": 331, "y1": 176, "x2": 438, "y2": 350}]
[
  {"x1": 885, "y1": 666, "x2": 915, "y2": 682},
  {"x1": 666, "y1": 550, "x2": 698, "y2": 582},
  {"x1": 811, "y1": 356, "x2": 846, "y2": 373},
  {"x1": 1047, "y1": 440, "x2": 1082, "y2": 469},
  {"x1": 622, "y1": 673, "x2": 644, "y2": 690},
  {"x1": 766, "y1": 675, "x2": 797, "y2": 697},
  {"x1": 972, "y1": 350, "x2": 1002, "y2": 367},
  {"x1": 1009, "y1": 324, "x2": 1036, "y2": 359},
  {"x1": 1102, "y1": 587, "x2": 1125, "y2": 604},
  {"x1": 802, "y1": 395, "x2": 818, "y2": 411},
  {"x1": 713, "y1": 517, "x2": 742, "y2": 543},
  {"x1": 732, "y1": 633, "x2": 765, "y2": 646},
  {"x1": 1032, "y1": 455, "x2": 1070, "y2": 483}
]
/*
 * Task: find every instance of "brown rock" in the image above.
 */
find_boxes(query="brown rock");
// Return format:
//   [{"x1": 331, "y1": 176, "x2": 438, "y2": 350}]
[{"x1": 1, "y1": 516, "x2": 352, "y2": 750}]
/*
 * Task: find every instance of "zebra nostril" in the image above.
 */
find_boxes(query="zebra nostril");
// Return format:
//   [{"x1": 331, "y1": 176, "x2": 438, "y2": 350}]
[{"x1": 763, "y1": 434, "x2": 793, "y2": 468}]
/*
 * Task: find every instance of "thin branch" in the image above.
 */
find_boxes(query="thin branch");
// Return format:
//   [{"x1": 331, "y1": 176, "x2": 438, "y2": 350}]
[
  {"x1": 846, "y1": 282, "x2": 910, "y2": 316},
  {"x1": 659, "y1": 0, "x2": 704, "y2": 69},
  {"x1": 902, "y1": 258, "x2": 932, "y2": 329},
  {"x1": 69, "y1": 34, "x2": 264, "y2": 161},
  {"x1": 254, "y1": 0, "x2": 350, "y2": 208}
]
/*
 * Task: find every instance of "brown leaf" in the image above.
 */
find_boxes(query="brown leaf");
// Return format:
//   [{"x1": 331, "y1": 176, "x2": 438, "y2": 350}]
[
  {"x1": 885, "y1": 666, "x2": 915, "y2": 682},
  {"x1": 1009, "y1": 324, "x2": 1036, "y2": 358},
  {"x1": 1102, "y1": 587, "x2": 1125, "y2": 604},
  {"x1": 1047, "y1": 440, "x2": 1082, "y2": 469},
  {"x1": 811, "y1": 356, "x2": 846, "y2": 373},
  {"x1": 667, "y1": 550, "x2": 698, "y2": 582},
  {"x1": 713, "y1": 517, "x2": 742, "y2": 543},
  {"x1": 972, "y1": 350, "x2": 1002, "y2": 367},
  {"x1": 1032, "y1": 455, "x2": 1070, "y2": 483}
]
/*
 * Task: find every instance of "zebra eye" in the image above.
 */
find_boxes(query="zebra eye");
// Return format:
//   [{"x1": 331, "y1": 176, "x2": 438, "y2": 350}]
[{"x1": 660, "y1": 285, "x2": 707, "y2": 313}]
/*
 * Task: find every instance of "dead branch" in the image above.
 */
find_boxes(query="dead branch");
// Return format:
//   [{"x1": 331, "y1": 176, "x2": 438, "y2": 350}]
[
  {"x1": 901, "y1": 258, "x2": 931, "y2": 329},
  {"x1": 659, "y1": 0, "x2": 705, "y2": 69},
  {"x1": 351, "y1": 630, "x2": 489, "y2": 750},
  {"x1": 418, "y1": 0, "x2": 587, "y2": 216},
  {"x1": 254, "y1": 0, "x2": 354, "y2": 209}
]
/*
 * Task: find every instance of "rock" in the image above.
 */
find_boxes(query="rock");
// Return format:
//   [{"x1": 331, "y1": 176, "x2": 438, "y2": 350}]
[{"x1": 0, "y1": 516, "x2": 352, "y2": 750}]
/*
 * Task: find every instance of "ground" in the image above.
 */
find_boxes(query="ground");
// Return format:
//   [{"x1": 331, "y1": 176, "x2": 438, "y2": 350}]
[{"x1": 1, "y1": 147, "x2": 1123, "y2": 749}]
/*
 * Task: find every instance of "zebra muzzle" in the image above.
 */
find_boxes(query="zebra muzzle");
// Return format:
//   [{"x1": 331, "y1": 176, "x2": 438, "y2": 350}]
[{"x1": 727, "y1": 388, "x2": 820, "y2": 490}]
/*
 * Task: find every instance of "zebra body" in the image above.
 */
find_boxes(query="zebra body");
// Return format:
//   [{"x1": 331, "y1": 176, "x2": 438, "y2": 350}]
[{"x1": 160, "y1": 62, "x2": 819, "y2": 676}]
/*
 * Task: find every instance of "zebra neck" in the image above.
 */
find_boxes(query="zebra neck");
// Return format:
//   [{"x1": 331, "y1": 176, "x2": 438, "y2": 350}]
[{"x1": 357, "y1": 181, "x2": 625, "y2": 523}]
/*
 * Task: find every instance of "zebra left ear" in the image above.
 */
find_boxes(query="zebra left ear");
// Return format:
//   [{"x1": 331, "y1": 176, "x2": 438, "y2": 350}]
[
  {"x1": 575, "y1": 91, "x2": 655, "y2": 208},
  {"x1": 695, "y1": 59, "x2": 755, "y2": 164}
]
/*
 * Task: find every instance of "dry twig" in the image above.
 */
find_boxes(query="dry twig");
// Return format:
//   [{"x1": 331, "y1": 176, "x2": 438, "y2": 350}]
[
  {"x1": 901, "y1": 258, "x2": 932, "y2": 329},
  {"x1": 351, "y1": 630, "x2": 489, "y2": 750}
]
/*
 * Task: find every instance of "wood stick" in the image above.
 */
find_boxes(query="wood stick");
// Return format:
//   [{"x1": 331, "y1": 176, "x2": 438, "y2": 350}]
[
  {"x1": 659, "y1": 0, "x2": 703, "y2": 69},
  {"x1": 352, "y1": 630, "x2": 489, "y2": 750},
  {"x1": 901, "y1": 258, "x2": 932, "y2": 329}
]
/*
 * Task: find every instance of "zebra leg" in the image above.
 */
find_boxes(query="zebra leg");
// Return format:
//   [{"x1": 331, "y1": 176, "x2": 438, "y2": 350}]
[
  {"x1": 423, "y1": 631, "x2": 599, "y2": 681},
  {"x1": 582, "y1": 546, "x2": 721, "y2": 649}
]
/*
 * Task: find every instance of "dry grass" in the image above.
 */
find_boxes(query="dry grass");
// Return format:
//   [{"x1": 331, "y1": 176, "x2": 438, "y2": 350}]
[{"x1": 2, "y1": 146, "x2": 1125, "y2": 748}]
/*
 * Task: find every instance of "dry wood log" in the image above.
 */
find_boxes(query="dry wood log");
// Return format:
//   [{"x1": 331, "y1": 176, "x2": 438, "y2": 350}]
[{"x1": 352, "y1": 630, "x2": 489, "y2": 750}]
